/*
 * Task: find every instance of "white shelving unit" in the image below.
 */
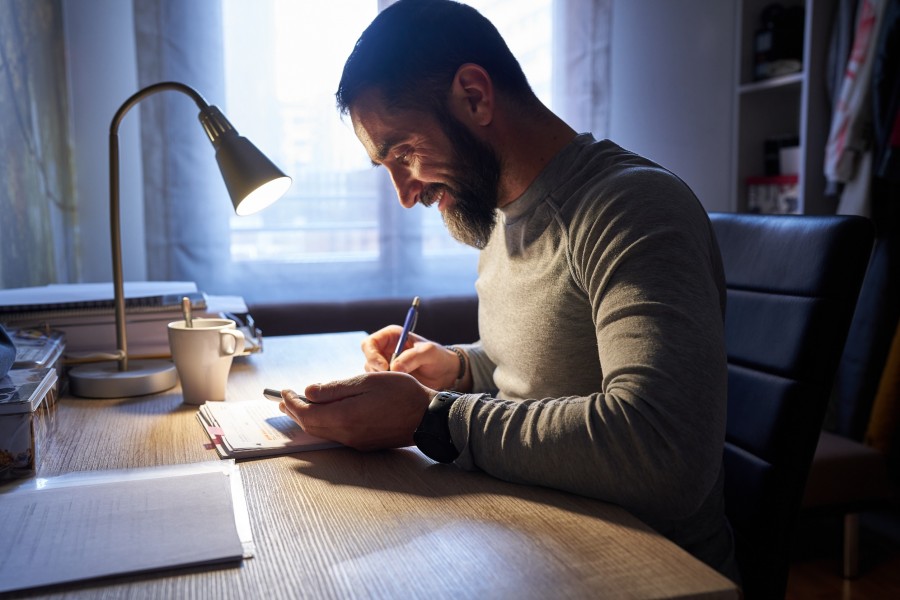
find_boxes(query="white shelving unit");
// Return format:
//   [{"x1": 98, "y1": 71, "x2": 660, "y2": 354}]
[{"x1": 733, "y1": 0, "x2": 838, "y2": 214}]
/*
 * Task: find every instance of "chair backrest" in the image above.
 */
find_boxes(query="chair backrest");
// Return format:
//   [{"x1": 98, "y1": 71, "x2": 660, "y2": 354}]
[{"x1": 709, "y1": 212, "x2": 873, "y2": 599}]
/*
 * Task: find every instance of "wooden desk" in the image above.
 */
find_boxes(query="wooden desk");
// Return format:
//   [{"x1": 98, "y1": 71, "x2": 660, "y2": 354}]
[{"x1": 26, "y1": 333, "x2": 738, "y2": 598}]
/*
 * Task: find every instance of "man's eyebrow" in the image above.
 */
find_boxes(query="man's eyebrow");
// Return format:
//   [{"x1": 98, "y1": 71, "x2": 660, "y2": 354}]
[{"x1": 372, "y1": 136, "x2": 404, "y2": 165}]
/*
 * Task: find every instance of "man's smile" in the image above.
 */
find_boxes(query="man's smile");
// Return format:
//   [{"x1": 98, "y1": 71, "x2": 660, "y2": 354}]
[{"x1": 420, "y1": 186, "x2": 447, "y2": 210}]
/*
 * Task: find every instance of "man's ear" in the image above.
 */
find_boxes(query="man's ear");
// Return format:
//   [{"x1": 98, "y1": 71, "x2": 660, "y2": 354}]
[{"x1": 449, "y1": 64, "x2": 494, "y2": 127}]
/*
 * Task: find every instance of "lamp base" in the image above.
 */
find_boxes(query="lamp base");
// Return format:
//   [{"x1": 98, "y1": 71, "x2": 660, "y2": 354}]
[{"x1": 68, "y1": 359, "x2": 178, "y2": 399}]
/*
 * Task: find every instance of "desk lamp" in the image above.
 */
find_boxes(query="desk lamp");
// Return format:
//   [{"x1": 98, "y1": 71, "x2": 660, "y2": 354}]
[{"x1": 68, "y1": 81, "x2": 291, "y2": 398}]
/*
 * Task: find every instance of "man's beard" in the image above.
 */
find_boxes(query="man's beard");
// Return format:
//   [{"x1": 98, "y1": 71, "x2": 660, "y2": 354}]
[{"x1": 424, "y1": 109, "x2": 501, "y2": 249}]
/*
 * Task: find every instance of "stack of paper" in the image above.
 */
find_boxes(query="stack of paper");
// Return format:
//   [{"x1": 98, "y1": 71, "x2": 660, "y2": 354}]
[
  {"x1": 0, "y1": 282, "x2": 258, "y2": 358},
  {"x1": 0, "y1": 282, "x2": 208, "y2": 317}
]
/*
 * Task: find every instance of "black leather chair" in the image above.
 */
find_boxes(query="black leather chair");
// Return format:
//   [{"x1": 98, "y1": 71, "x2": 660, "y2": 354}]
[
  {"x1": 709, "y1": 212, "x2": 874, "y2": 599},
  {"x1": 800, "y1": 238, "x2": 900, "y2": 578}
]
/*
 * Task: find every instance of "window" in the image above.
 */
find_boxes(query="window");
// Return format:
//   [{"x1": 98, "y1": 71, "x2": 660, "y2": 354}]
[{"x1": 222, "y1": 0, "x2": 552, "y2": 303}]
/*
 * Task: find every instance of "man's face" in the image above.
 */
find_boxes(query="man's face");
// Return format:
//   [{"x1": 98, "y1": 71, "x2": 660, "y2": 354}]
[{"x1": 350, "y1": 92, "x2": 501, "y2": 249}]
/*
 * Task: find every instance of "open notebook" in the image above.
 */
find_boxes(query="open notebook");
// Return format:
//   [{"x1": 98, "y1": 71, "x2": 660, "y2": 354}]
[{"x1": 199, "y1": 400, "x2": 340, "y2": 459}]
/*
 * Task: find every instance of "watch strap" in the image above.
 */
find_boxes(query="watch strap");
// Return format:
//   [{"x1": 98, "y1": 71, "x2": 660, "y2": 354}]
[{"x1": 413, "y1": 391, "x2": 462, "y2": 463}]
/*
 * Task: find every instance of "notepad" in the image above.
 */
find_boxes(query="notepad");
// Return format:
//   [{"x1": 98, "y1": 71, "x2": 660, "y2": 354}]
[
  {"x1": 0, "y1": 282, "x2": 206, "y2": 317},
  {"x1": 199, "y1": 400, "x2": 340, "y2": 459},
  {"x1": 0, "y1": 461, "x2": 250, "y2": 593}
]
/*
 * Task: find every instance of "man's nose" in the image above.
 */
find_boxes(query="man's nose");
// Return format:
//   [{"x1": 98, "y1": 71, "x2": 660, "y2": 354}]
[{"x1": 388, "y1": 169, "x2": 421, "y2": 209}]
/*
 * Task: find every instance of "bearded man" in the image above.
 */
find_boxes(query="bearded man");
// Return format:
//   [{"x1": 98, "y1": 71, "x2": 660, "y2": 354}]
[{"x1": 277, "y1": 0, "x2": 738, "y2": 583}]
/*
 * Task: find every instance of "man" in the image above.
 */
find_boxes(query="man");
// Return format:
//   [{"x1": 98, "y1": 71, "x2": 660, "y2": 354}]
[{"x1": 278, "y1": 0, "x2": 738, "y2": 582}]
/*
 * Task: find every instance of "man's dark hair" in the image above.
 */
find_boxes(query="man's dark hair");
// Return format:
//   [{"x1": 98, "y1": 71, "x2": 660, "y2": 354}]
[{"x1": 336, "y1": 0, "x2": 534, "y2": 115}]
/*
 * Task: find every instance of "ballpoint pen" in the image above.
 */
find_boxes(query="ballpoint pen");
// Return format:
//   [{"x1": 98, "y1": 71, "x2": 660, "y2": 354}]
[
  {"x1": 263, "y1": 388, "x2": 311, "y2": 403},
  {"x1": 391, "y1": 296, "x2": 420, "y2": 366}
]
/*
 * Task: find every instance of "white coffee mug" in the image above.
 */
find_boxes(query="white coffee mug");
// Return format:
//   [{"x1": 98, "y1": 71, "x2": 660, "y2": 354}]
[{"x1": 167, "y1": 318, "x2": 245, "y2": 405}]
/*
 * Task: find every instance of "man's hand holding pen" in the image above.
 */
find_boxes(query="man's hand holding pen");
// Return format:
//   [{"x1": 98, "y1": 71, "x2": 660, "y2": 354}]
[
  {"x1": 359, "y1": 296, "x2": 470, "y2": 391},
  {"x1": 361, "y1": 327, "x2": 468, "y2": 391},
  {"x1": 276, "y1": 296, "x2": 471, "y2": 451}
]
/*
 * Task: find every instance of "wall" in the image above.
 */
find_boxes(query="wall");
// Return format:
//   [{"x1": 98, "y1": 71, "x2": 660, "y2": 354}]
[
  {"x1": 0, "y1": 0, "x2": 77, "y2": 288},
  {"x1": 609, "y1": 0, "x2": 736, "y2": 212}
]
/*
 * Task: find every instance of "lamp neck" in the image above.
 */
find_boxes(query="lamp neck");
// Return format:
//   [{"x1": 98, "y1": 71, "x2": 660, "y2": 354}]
[
  {"x1": 108, "y1": 81, "x2": 210, "y2": 370},
  {"x1": 110, "y1": 81, "x2": 208, "y2": 135},
  {"x1": 106, "y1": 80, "x2": 283, "y2": 369}
]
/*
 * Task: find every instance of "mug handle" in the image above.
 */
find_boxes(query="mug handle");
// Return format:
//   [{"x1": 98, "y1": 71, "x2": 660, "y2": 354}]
[{"x1": 219, "y1": 329, "x2": 246, "y2": 356}]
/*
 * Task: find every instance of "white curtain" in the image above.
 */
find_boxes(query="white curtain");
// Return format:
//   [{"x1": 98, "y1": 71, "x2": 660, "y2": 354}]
[
  {"x1": 133, "y1": 0, "x2": 234, "y2": 292},
  {"x1": 131, "y1": 0, "x2": 612, "y2": 305}
]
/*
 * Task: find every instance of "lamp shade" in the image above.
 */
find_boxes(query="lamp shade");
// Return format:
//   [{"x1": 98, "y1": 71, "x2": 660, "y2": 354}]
[
  {"x1": 198, "y1": 104, "x2": 291, "y2": 216},
  {"x1": 216, "y1": 133, "x2": 292, "y2": 215}
]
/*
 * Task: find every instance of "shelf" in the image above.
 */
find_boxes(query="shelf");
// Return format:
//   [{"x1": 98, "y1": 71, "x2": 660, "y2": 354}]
[
  {"x1": 733, "y1": 0, "x2": 835, "y2": 213},
  {"x1": 739, "y1": 72, "x2": 804, "y2": 94}
]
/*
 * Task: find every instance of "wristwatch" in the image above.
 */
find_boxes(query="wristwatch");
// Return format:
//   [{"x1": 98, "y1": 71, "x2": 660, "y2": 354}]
[{"x1": 414, "y1": 391, "x2": 463, "y2": 463}]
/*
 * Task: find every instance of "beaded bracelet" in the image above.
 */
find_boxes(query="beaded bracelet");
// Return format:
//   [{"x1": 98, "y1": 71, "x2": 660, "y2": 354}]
[{"x1": 448, "y1": 346, "x2": 467, "y2": 386}]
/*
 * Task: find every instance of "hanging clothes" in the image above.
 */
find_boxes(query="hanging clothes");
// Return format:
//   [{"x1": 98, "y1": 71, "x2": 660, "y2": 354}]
[
  {"x1": 824, "y1": 0, "x2": 887, "y2": 215},
  {"x1": 829, "y1": 0, "x2": 900, "y2": 441},
  {"x1": 872, "y1": 0, "x2": 900, "y2": 183}
]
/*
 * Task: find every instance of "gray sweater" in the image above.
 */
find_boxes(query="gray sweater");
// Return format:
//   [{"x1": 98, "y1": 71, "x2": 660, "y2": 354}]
[{"x1": 448, "y1": 134, "x2": 737, "y2": 580}]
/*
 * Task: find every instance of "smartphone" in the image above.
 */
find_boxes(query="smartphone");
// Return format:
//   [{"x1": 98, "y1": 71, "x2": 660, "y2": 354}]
[{"x1": 263, "y1": 388, "x2": 311, "y2": 403}]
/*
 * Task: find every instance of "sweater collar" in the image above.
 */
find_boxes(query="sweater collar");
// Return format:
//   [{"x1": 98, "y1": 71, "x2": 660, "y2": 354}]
[{"x1": 499, "y1": 132, "x2": 596, "y2": 221}]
